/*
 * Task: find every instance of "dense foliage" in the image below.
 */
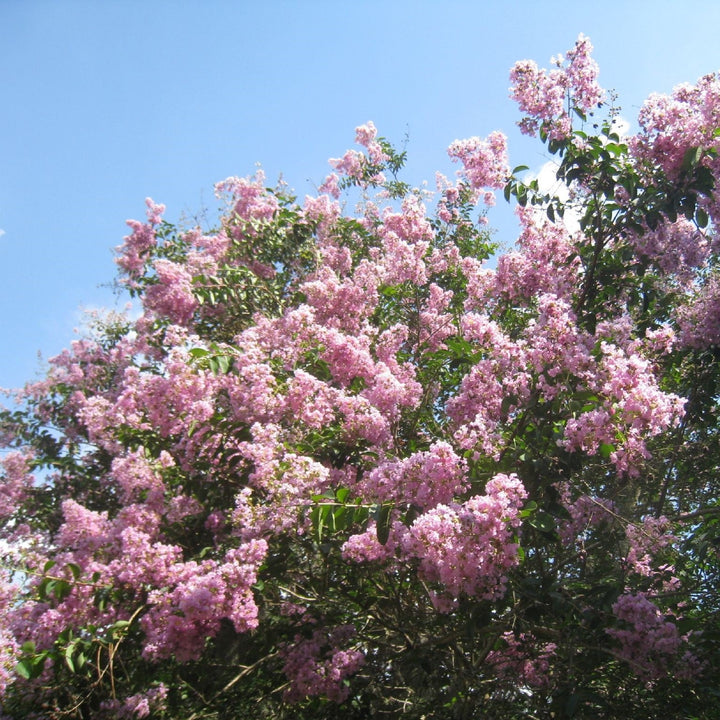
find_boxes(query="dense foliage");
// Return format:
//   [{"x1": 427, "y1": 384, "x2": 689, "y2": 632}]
[{"x1": 2, "y1": 35, "x2": 720, "y2": 718}]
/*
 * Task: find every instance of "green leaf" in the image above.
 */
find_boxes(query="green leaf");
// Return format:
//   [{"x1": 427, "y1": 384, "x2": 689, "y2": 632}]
[
  {"x1": 37, "y1": 577, "x2": 50, "y2": 601},
  {"x1": 107, "y1": 619, "x2": 132, "y2": 640},
  {"x1": 219, "y1": 355, "x2": 232, "y2": 374},
  {"x1": 65, "y1": 644, "x2": 76, "y2": 672},
  {"x1": 310, "y1": 505, "x2": 324, "y2": 542},
  {"x1": 51, "y1": 580, "x2": 72, "y2": 602},
  {"x1": 352, "y1": 505, "x2": 370, "y2": 526},
  {"x1": 15, "y1": 659, "x2": 34, "y2": 681},
  {"x1": 681, "y1": 146, "x2": 703, "y2": 174},
  {"x1": 528, "y1": 511, "x2": 556, "y2": 534},
  {"x1": 75, "y1": 650, "x2": 87, "y2": 670},
  {"x1": 15, "y1": 653, "x2": 47, "y2": 681},
  {"x1": 375, "y1": 504, "x2": 392, "y2": 545},
  {"x1": 696, "y1": 207, "x2": 709, "y2": 228},
  {"x1": 332, "y1": 506, "x2": 348, "y2": 532}
]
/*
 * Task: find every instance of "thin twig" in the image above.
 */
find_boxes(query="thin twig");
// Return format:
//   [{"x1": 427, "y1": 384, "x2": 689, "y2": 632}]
[{"x1": 185, "y1": 651, "x2": 279, "y2": 720}]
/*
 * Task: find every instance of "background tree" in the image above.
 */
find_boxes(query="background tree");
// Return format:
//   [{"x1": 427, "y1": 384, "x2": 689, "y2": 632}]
[{"x1": 1, "y1": 35, "x2": 719, "y2": 719}]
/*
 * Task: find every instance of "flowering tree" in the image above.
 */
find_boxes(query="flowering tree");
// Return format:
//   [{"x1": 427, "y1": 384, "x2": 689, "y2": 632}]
[{"x1": 1, "y1": 35, "x2": 720, "y2": 719}]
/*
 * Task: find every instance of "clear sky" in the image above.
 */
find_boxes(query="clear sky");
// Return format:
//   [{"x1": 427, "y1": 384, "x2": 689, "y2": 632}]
[{"x1": 3, "y1": 0, "x2": 720, "y2": 393}]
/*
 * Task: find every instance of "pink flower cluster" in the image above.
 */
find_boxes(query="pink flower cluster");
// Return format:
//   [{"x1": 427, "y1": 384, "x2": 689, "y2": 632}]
[
  {"x1": 486, "y1": 631, "x2": 557, "y2": 689},
  {"x1": 98, "y1": 684, "x2": 168, "y2": 719},
  {"x1": 554, "y1": 482, "x2": 615, "y2": 546},
  {"x1": 677, "y1": 272, "x2": 720, "y2": 349},
  {"x1": 624, "y1": 515, "x2": 675, "y2": 578},
  {"x1": 143, "y1": 259, "x2": 198, "y2": 325},
  {"x1": 328, "y1": 121, "x2": 389, "y2": 186},
  {"x1": 607, "y1": 593, "x2": 699, "y2": 681},
  {"x1": 8, "y1": 486, "x2": 267, "y2": 664},
  {"x1": 282, "y1": 625, "x2": 365, "y2": 703},
  {"x1": 215, "y1": 170, "x2": 280, "y2": 231},
  {"x1": 510, "y1": 34, "x2": 604, "y2": 140},
  {"x1": 400, "y1": 474, "x2": 527, "y2": 606},
  {"x1": 0, "y1": 450, "x2": 35, "y2": 522},
  {"x1": 0, "y1": 571, "x2": 20, "y2": 701},
  {"x1": 354, "y1": 120, "x2": 390, "y2": 165},
  {"x1": 232, "y1": 433, "x2": 332, "y2": 539},
  {"x1": 356, "y1": 441, "x2": 467, "y2": 509},
  {"x1": 115, "y1": 198, "x2": 165, "y2": 281},
  {"x1": 632, "y1": 72, "x2": 720, "y2": 181},
  {"x1": 341, "y1": 520, "x2": 399, "y2": 564},
  {"x1": 139, "y1": 538, "x2": 267, "y2": 661},
  {"x1": 561, "y1": 341, "x2": 685, "y2": 475},
  {"x1": 628, "y1": 218, "x2": 709, "y2": 287},
  {"x1": 494, "y1": 207, "x2": 580, "y2": 303},
  {"x1": 447, "y1": 131, "x2": 509, "y2": 201}
]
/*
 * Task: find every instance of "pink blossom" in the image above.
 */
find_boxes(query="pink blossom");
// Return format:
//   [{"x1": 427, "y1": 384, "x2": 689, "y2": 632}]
[
  {"x1": 631, "y1": 73, "x2": 720, "y2": 182},
  {"x1": 56, "y1": 499, "x2": 112, "y2": 557},
  {"x1": 400, "y1": 474, "x2": 527, "y2": 604},
  {"x1": 448, "y1": 131, "x2": 510, "y2": 196},
  {"x1": 486, "y1": 632, "x2": 557, "y2": 689},
  {"x1": 98, "y1": 684, "x2": 168, "y2": 718},
  {"x1": 356, "y1": 442, "x2": 467, "y2": 509},
  {"x1": 510, "y1": 34, "x2": 604, "y2": 140},
  {"x1": 624, "y1": 515, "x2": 675, "y2": 577},
  {"x1": 0, "y1": 450, "x2": 35, "y2": 521},
  {"x1": 215, "y1": 170, "x2": 279, "y2": 230},
  {"x1": 141, "y1": 539, "x2": 266, "y2": 661},
  {"x1": 143, "y1": 258, "x2": 198, "y2": 325},
  {"x1": 560, "y1": 341, "x2": 685, "y2": 475},
  {"x1": 0, "y1": 570, "x2": 20, "y2": 700},
  {"x1": 282, "y1": 625, "x2": 364, "y2": 703},
  {"x1": 341, "y1": 522, "x2": 397, "y2": 563},
  {"x1": 640, "y1": 220, "x2": 709, "y2": 283},
  {"x1": 607, "y1": 593, "x2": 700, "y2": 681},
  {"x1": 115, "y1": 198, "x2": 164, "y2": 279},
  {"x1": 329, "y1": 149, "x2": 364, "y2": 180},
  {"x1": 355, "y1": 121, "x2": 389, "y2": 164},
  {"x1": 317, "y1": 172, "x2": 341, "y2": 199},
  {"x1": 564, "y1": 34, "x2": 604, "y2": 111},
  {"x1": 677, "y1": 271, "x2": 720, "y2": 348},
  {"x1": 494, "y1": 207, "x2": 580, "y2": 302}
]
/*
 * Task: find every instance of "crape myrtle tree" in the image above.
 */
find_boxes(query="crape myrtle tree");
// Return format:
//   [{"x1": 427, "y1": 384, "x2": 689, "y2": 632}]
[{"x1": 1, "y1": 35, "x2": 720, "y2": 719}]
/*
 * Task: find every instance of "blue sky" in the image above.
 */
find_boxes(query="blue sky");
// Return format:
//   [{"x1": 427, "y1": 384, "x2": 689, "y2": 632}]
[{"x1": 3, "y1": 1, "x2": 720, "y2": 393}]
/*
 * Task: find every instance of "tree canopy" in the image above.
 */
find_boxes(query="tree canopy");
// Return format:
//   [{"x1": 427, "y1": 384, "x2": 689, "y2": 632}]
[{"x1": 1, "y1": 35, "x2": 719, "y2": 719}]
